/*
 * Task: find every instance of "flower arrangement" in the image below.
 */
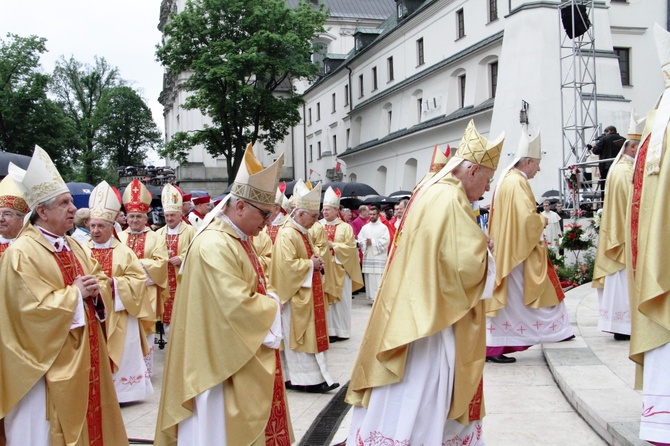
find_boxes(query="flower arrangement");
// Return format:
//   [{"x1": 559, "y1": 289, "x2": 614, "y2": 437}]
[
  {"x1": 564, "y1": 165, "x2": 580, "y2": 190},
  {"x1": 559, "y1": 223, "x2": 593, "y2": 251},
  {"x1": 557, "y1": 252, "x2": 596, "y2": 287},
  {"x1": 590, "y1": 208, "x2": 603, "y2": 234}
]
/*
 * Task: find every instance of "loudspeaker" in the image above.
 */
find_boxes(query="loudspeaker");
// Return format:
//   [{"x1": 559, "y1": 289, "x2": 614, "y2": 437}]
[{"x1": 561, "y1": 4, "x2": 591, "y2": 39}]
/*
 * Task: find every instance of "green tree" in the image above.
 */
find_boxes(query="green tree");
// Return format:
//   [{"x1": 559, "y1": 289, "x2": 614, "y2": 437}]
[
  {"x1": 156, "y1": 0, "x2": 327, "y2": 181},
  {"x1": 0, "y1": 33, "x2": 76, "y2": 177},
  {"x1": 51, "y1": 56, "x2": 120, "y2": 184},
  {"x1": 95, "y1": 85, "x2": 162, "y2": 169}
]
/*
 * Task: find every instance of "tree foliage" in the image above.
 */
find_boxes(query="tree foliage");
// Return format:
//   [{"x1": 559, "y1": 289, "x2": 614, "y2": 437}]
[
  {"x1": 51, "y1": 56, "x2": 120, "y2": 183},
  {"x1": 0, "y1": 33, "x2": 76, "y2": 177},
  {"x1": 95, "y1": 86, "x2": 162, "y2": 169},
  {"x1": 157, "y1": 0, "x2": 327, "y2": 181}
]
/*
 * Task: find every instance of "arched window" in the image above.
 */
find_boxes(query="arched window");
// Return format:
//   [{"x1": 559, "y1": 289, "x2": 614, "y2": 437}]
[
  {"x1": 403, "y1": 158, "x2": 418, "y2": 190},
  {"x1": 376, "y1": 166, "x2": 387, "y2": 195}
]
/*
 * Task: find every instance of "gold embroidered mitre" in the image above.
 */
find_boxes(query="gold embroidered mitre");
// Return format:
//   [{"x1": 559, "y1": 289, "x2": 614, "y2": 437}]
[
  {"x1": 7, "y1": 145, "x2": 69, "y2": 208},
  {"x1": 627, "y1": 107, "x2": 646, "y2": 142},
  {"x1": 294, "y1": 180, "x2": 322, "y2": 212},
  {"x1": 514, "y1": 126, "x2": 542, "y2": 160},
  {"x1": 323, "y1": 186, "x2": 341, "y2": 208},
  {"x1": 429, "y1": 144, "x2": 451, "y2": 173},
  {"x1": 162, "y1": 184, "x2": 183, "y2": 213},
  {"x1": 122, "y1": 179, "x2": 152, "y2": 214},
  {"x1": 456, "y1": 120, "x2": 504, "y2": 169},
  {"x1": 0, "y1": 176, "x2": 30, "y2": 214},
  {"x1": 231, "y1": 143, "x2": 284, "y2": 206},
  {"x1": 89, "y1": 181, "x2": 121, "y2": 223}
]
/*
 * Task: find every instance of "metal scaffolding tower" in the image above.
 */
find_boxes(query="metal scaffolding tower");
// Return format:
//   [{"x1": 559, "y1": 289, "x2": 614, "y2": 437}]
[{"x1": 559, "y1": 0, "x2": 599, "y2": 167}]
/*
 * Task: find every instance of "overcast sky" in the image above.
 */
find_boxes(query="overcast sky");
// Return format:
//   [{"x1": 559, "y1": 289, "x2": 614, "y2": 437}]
[{"x1": 1, "y1": 0, "x2": 165, "y2": 164}]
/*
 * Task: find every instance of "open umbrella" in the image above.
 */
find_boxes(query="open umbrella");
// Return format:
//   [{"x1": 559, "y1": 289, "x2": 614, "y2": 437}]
[
  {"x1": 340, "y1": 197, "x2": 363, "y2": 210},
  {"x1": 0, "y1": 151, "x2": 31, "y2": 178},
  {"x1": 362, "y1": 195, "x2": 400, "y2": 205},
  {"x1": 66, "y1": 182, "x2": 94, "y2": 209},
  {"x1": 325, "y1": 181, "x2": 378, "y2": 197},
  {"x1": 389, "y1": 190, "x2": 412, "y2": 198}
]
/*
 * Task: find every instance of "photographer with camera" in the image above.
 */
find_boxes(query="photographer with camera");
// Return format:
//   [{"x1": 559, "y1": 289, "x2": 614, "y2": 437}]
[{"x1": 588, "y1": 126, "x2": 626, "y2": 195}]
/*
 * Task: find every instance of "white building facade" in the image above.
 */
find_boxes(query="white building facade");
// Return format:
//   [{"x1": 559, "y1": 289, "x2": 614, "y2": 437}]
[{"x1": 159, "y1": 0, "x2": 666, "y2": 199}]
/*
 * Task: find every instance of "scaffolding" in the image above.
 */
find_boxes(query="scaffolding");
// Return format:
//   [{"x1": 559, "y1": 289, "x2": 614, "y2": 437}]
[{"x1": 559, "y1": 0, "x2": 599, "y2": 170}]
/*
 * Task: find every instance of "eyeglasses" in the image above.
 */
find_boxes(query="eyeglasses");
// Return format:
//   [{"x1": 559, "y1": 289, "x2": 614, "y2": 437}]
[
  {"x1": 244, "y1": 201, "x2": 274, "y2": 220},
  {"x1": 0, "y1": 211, "x2": 19, "y2": 219}
]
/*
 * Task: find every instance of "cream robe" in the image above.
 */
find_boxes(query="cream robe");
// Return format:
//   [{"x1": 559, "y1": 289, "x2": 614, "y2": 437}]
[
  {"x1": 346, "y1": 174, "x2": 489, "y2": 426},
  {"x1": 85, "y1": 237, "x2": 155, "y2": 402},
  {"x1": 119, "y1": 228, "x2": 168, "y2": 331},
  {"x1": 593, "y1": 156, "x2": 634, "y2": 335},
  {"x1": 251, "y1": 229, "x2": 273, "y2": 280},
  {"x1": 0, "y1": 224, "x2": 128, "y2": 446},
  {"x1": 487, "y1": 169, "x2": 563, "y2": 315},
  {"x1": 320, "y1": 218, "x2": 364, "y2": 304},
  {"x1": 155, "y1": 218, "x2": 288, "y2": 446},
  {"x1": 156, "y1": 222, "x2": 196, "y2": 323}
]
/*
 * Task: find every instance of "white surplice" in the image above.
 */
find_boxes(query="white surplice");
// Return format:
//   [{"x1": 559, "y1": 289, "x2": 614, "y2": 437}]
[
  {"x1": 357, "y1": 220, "x2": 389, "y2": 302},
  {"x1": 486, "y1": 262, "x2": 573, "y2": 346},
  {"x1": 346, "y1": 326, "x2": 484, "y2": 446},
  {"x1": 597, "y1": 269, "x2": 631, "y2": 335},
  {"x1": 640, "y1": 341, "x2": 670, "y2": 443},
  {"x1": 327, "y1": 275, "x2": 353, "y2": 338}
]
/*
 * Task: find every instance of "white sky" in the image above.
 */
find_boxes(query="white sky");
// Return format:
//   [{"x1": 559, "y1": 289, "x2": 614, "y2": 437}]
[{"x1": 1, "y1": 0, "x2": 165, "y2": 164}]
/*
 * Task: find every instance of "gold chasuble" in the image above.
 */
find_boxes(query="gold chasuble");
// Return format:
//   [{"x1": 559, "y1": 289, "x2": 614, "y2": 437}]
[
  {"x1": 272, "y1": 221, "x2": 329, "y2": 353},
  {"x1": 592, "y1": 156, "x2": 634, "y2": 287},
  {"x1": 628, "y1": 113, "x2": 670, "y2": 369},
  {"x1": 155, "y1": 222, "x2": 196, "y2": 324},
  {"x1": 0, "y1": 224, "x2": 127, "y2": 446},
  {"x1": 251, "y1": 229, "x2": 273, "y2": 279},
  {"x1": 487, "y1": 169, "x2": 564, "y2": 315},
  {"x1": 322, "y1": 220, "x2": 364, "y2": 303},
  {"x1": 119, "y1": 228, "x2": 168, "y2": 331},
  {"x1": 155, "y1": 218, "x2": 292, "y2": 446},
  {"x1": 86, "y1": 238, "x2": 155, "y2": 365},
  {"x1": 346, "y1": 175, "x2": 488, "y2": 424}
]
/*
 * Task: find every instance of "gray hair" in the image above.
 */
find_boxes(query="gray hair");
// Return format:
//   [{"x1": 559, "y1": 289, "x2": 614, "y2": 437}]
[{"x1": 29, "y1": 196, "x2": 58, "y2": 224}]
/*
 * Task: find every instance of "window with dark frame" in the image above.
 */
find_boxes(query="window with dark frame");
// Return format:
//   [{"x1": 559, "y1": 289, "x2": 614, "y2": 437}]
[
  {"x1": 457, "y1": 9, "x2": 465, "y2": 39},
  {"x1": 613, "y1": 47, "x2": 631, "y2": 86},
  {"x1": 372, "y1": 66, "x2": 378, "y2": 90},
  {"x1": 346, "y1": 129, "x2": 350, "y2": 149},
  {"x1": 359, "y1": 74, "x2": 364, "y2": 97},
  {"x1": 387, "y1": 56, "x2": 394, "y2": 81},
  {"x1": 308, "y1": 108, "x2": 312, "y2": 125},
  {"x1": 488, "y1": 0, "x2": 498, "y2": 22},
  {"x1": 309, "y1": 144, "x2": 313, "y2": 161},
  {"x1": 388, "y1": 110, "x2": 392, "y2": 130},
  {"x1": 416, "y1": 38, "x2": 425, "y2": 66},
  {"x1": 332, "y1": 93, "x2": 336, "y2": 113},
  {"x1": 318, "y1": 141, "x2": 322, "y2": 159},
  {"x1": 490, "y1": 61, "x2": 498, "y2": 98},
  {"x1": 459, "y1": 74, "x2": 466, "y2": 108},
  {"x1": 333, "y1": 135, "x2": 337, "y2": 154},
  {"x1": 316, "y1": 102, "x2": 321, "y2": 121},
  {"x1": 344, "y1": 84, "x2": 349, "y2": 106},
  {"x1": 417, "y1": 98, "x2": 423, "y2": 121}
]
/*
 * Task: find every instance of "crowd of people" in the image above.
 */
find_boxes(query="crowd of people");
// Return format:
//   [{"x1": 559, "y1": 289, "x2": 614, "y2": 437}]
[{"x1": 1, "y1": 25, "x2": 669, "y2": 446}]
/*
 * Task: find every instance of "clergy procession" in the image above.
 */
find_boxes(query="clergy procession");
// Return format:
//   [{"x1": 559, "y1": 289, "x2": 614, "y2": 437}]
[{"x1": 1, "y1": 25, "x2": 670, "y2": 446}]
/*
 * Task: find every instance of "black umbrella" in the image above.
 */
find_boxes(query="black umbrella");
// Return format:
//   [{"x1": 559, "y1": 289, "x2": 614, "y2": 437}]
[
  {"x1": 362, "y1": 195, "x2": 400, "y2": 205},
  {"x1": 389, "y1": 190, "x2": 412, "y2": 198},
  {"x1": 326, "y1": 181, "x2": 378, "y2": 197},
  {"x1": 0, "y1": 151, "x2": 31, "y2": 178},
  {"x1": 340, "y1": 197, "x2": 363, "y2": 210}
]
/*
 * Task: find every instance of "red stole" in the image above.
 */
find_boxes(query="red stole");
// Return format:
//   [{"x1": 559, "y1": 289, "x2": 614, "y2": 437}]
[
  {"x1": 127, "y1": 232, "x2": 147, "y2": 259},
  {"x1": 266, "y1": 225, "x2": 280, "y2": 244},
  {"x1": 53, "y1": 250, "x2": 104, "y2": 446},
  {"x1": 236, "y1": 238, "x2": 291, "y2": 445},
  {"x1": 91, "y1": 248, "x2": 113, "y2": 277},
  {"x1": 324, "y1": 224, "x2": 337, "y2": 257},
  {"x1": 0, "y1": 242, "x2": 8, "y2": 257},
  {"x1": 630, "y1": 134, "x2": 650, "y2": 274},
  {"x1": 163, "y1": 234, "x2": 179, "y2": 323},
  {"x1": 291, "y1": 228, "x2": 329, "y2": 353}
]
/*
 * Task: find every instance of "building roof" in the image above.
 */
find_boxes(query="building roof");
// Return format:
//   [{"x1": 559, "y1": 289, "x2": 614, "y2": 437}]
[{"x1": 285, "y1": 0, "x2": 396, "y2": 20}]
